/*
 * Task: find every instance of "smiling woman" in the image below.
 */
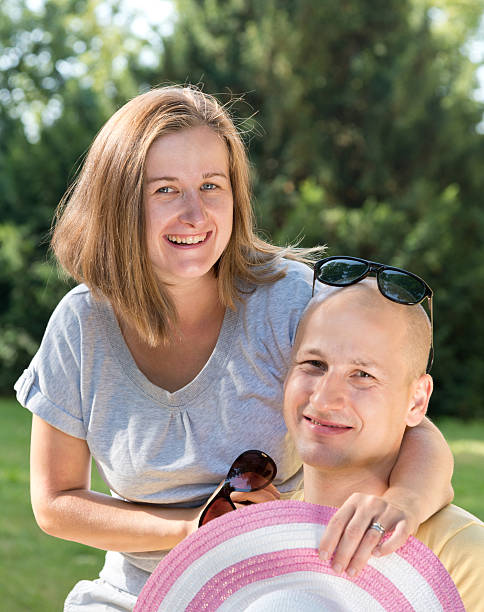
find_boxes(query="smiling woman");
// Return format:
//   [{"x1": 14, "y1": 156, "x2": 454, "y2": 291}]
[
  {"x1": 14, "y1": 85, "x2": 455, "y2": 611},
  {"x1": 143, "y1": 126, "x2": 234, "y2": 287}
]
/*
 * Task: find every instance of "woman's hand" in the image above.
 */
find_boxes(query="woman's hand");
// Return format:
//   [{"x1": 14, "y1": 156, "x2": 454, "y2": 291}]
[
  {"x1": 318, "y1": 491, "x2": 420, "y2": 578},
  {"x1": 231, "y1": 483, "x2": 281, "y2": 507},
  {"x1": 191, "y1": 482, "x2": 281, "y2": 534}
]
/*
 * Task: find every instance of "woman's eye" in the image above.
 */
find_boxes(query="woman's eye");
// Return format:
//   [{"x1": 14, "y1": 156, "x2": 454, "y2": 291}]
[
  {"x1": 156, "y1": 186, "x2": 175, "y2": 194},
  {"x1": 201, "y1": 183, "x2": 217, "y2": 190}
]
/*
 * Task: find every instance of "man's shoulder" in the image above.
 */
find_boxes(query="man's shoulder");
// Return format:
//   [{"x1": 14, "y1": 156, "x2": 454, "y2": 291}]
[
  {"x1": 415, "y1": 504, "x2": 483, "y2": 611},
  {"x1": 416, "y1": 503, "x2": 483, "y2": 551}
]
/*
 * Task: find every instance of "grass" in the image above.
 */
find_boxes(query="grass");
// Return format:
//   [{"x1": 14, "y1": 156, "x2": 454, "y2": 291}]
[
  {"x1": 1, "y1": 398, "x2": 108, "y2": 611},
  {"x1": 1, "y1": 398, "x2": 483, "y2": 611},
  {"x1": 435, "y1": 418, "x2": 484, "y2": 518}
]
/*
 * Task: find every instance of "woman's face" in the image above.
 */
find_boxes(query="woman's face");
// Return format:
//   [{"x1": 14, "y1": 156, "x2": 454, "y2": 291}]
[{"x1": 143, "y1": 126, "x2": 234, "y2": 287}]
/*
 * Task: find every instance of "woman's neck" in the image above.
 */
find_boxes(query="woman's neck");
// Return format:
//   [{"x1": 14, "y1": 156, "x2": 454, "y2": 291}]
[{"x1": 166, "y1": 271, "x2": 224, "y2": 332}]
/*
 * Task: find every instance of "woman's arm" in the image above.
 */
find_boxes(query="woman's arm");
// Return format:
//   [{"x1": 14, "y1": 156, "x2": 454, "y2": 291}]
[
  {"x1": 30, "y1": 416, "x2": 279, "y2": 552},
  {"x1": 385, "y1": 416, "x2": 454, "y2": 525},
  {"x1": 318, "y1": 417, "x2": 453, "y2": 576},
  {"x1": 30, "y1": 415, "x2": 195, "y2": 551}
]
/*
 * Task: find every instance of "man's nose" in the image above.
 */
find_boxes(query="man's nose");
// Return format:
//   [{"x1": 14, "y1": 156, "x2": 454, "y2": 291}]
[
  {"x1": 178, "y1": 190, "x2": 207, "y2": 226},
  {"x1": 310, "y1": 373, "x2": 346, "y2": 411}
]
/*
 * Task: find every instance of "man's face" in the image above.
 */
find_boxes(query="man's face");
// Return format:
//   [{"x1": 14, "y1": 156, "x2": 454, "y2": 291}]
[{"x1": 283, "y1": 292, "x2": 421, "y2": 473}]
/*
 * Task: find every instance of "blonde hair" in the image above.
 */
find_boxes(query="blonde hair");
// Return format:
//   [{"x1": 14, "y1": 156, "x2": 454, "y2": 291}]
[{"x1": 52, "y1": 85, "x2": 324, "y2": 345}]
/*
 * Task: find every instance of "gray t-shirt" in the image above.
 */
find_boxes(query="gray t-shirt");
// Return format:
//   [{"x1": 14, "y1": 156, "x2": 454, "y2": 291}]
[{"x1": 15, "y1": 258, "x2": 316, "y2": 594}]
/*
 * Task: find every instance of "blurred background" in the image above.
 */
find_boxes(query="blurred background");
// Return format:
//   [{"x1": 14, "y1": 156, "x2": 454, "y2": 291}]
[{"x1": 1, "y1": 0, "x2": 483, "y2": 609}]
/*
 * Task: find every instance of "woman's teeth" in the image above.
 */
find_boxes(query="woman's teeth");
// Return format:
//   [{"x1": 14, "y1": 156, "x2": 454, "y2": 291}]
[{"x1": 167, "y1": 234, "x2": 207, "y2": 244}]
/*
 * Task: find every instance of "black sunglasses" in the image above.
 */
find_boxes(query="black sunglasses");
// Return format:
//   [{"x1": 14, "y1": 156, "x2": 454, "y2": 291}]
[
  {"x1": 313, "y1": 256, "x2": 434, "y2": 373},
  {"x1": 198, "y1": 450, "x2": 277, "y2": 528}
]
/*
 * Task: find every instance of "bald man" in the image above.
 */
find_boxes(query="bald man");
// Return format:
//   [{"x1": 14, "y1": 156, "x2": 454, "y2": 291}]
[{"x1": 284, "y1": 281, "x2": 483, "y2": 611}]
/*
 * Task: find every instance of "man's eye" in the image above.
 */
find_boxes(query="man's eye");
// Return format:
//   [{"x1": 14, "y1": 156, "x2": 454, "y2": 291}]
[
  {"x1": 355, "y1": 370, "x2": 372, "y2": 379},
  {"x1": 304, "y1": 360, "x2": 324, "y2": 369}
]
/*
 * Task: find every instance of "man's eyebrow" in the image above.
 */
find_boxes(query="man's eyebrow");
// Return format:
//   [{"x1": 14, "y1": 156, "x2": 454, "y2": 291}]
[
  {"x1": 351, "y1": 358, "x2": 380, "y2": 369},
  {"x1": 294, "y1": 346, "x2": 324, "y2": 359},
  {"x1": 294, "y1": 348, "x2": 380, "y2": 369}
]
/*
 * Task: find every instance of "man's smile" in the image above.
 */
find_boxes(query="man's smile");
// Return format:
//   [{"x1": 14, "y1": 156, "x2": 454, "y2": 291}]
[{"x1": 302, "y1": 414, "x2": 353, "y2": 435}]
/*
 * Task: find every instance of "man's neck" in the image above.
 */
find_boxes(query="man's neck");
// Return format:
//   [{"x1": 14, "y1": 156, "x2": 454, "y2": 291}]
[{"x1": 302, "y1": 462, "x2": 393, "y2": 507}]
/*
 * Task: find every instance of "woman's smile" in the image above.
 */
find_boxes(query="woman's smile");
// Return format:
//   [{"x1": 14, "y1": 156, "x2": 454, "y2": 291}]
[{"x1": 165, "y1": 232, "x2": 209, "y2": 245}]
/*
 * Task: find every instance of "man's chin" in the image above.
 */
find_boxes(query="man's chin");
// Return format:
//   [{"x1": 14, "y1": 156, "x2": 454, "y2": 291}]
[{"x1": 297, "y1": 444, "x2": 350, "y2": 471}]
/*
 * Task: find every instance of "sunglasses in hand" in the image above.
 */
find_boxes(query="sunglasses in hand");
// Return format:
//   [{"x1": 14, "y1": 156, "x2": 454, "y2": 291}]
[{"x1": 198, "y1": 450, "x2": 277, "y2": 528}]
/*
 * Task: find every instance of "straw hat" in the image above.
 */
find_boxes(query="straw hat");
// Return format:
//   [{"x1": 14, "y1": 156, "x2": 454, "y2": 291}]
[{"x1": 135, "y1": 500, "x2": 463, "y2": 611}]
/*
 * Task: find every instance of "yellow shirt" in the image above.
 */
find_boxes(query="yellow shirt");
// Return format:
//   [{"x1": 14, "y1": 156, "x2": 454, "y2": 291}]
[
  {"x1": 415, "y1": 504, "x2": 484, "y2": 612},
  {"x1": 291, "y1": 493, "x2": 483, "y2": 610}
]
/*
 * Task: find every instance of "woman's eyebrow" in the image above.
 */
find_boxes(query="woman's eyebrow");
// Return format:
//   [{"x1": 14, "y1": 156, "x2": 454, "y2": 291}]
[
  {"x1": 146, "y1": 171, "x2": 228, "y2": 184},
  {"x1": 146, "y1": 176, "x2": 177, "y2": 184},
  {"x1": 202, "y1": 171, "x2": 229, "y2": 179}
]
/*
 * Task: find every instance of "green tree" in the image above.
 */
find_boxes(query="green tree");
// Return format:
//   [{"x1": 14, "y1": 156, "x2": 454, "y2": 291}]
[
  {"x1": 0, "y1": 0, "x2": 156, "y2": 390},
  {"x1": 158, "y1": 0, "x2": 484, "y2": 417}
]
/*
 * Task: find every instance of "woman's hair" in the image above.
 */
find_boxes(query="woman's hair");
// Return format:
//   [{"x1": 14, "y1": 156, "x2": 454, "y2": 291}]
[{"x1": 52, "y1": 85, "x2": 324, "y2": 345}]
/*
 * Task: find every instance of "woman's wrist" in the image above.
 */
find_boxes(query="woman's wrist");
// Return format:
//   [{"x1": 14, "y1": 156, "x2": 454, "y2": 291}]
[{"x1": 381, "y1": 486, "x2": 422, "y2": 530}]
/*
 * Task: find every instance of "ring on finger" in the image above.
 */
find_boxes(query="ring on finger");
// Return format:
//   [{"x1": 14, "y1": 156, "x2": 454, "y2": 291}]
[{"x1": 368, "y1": 521, "x2": 386, "y2": 536}]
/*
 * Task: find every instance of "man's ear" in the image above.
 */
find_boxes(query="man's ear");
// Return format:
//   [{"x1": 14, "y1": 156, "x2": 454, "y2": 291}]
[{"x1": 406, "y1": 374, "x2": 433, "y2": 427}]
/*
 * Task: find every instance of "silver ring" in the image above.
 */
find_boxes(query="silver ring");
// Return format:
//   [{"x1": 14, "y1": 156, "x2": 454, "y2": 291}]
[{"x1": 368, "y1": 521, "x2": 386, "y2": 535}]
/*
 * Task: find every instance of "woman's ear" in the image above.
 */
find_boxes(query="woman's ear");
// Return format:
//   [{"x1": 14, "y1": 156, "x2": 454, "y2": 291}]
[{"x1": 406, "y1": 374, "x2": 433, "y2": 427}]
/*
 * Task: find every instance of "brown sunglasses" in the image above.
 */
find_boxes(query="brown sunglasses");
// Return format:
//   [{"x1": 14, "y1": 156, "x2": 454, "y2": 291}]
[{"x1": 198, "y1": 450, "x2": 277, "y2": 527}]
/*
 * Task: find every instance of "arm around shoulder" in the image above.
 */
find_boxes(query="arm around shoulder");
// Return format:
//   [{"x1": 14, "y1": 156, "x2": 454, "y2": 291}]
[{"x1": 385, "y1": 417, "x2": 454, "y2": 529}]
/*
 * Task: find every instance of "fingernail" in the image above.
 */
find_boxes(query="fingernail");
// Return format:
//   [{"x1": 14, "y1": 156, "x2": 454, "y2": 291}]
[
  {"x1": 373, "y1": 549, "x2": 382, "y2": 557},
  {"x1": 319, "y1": 550, "x2": 328, "y2": 561},
  {"x1": 333, "y1": 563, "x2": 342, "y2": 574},
  {"x1": 347, "y1": 568, "x2": 357, "y2": 578}
]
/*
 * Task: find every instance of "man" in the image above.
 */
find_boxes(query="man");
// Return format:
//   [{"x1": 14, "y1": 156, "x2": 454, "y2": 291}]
[{"x1": 283, "y1": 279, "x2": 483, "y2": 611}]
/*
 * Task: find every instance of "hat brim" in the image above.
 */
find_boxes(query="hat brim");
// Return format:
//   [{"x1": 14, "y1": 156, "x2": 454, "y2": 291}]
[{"x1": 135, "y1": 500, "x2": 463, "y2": 611}]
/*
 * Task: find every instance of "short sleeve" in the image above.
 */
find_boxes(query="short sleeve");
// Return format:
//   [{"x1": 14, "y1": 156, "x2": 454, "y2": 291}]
[
  {"x1": 416, "y1": 506, "x2": 484, "y2": 611},
  {"x1": 14, "y1": 288, "x2": 89, "y2": 439},
  {"x1": 437, "y1": 522, "x2": 484, "y2": 612}
]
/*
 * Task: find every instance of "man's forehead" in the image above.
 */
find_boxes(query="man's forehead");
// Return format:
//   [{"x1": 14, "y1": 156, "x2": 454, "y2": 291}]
[
  {"x1": 306, "y1": 284, "x2": 398, "y2": 326},
  {"x1": 295, "y1": 284, "x2": 407, "y2": 355}
]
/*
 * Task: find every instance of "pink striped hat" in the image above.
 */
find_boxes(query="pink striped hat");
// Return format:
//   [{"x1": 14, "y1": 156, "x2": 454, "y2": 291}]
[{"x1": 135, "y1": 500, "x2": 464, "y2": 611}]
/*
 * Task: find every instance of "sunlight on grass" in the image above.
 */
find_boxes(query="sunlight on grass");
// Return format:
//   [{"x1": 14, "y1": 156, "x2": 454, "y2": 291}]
[{"x1": 450, "y1": 440, "x2": 484, "y2": 455}]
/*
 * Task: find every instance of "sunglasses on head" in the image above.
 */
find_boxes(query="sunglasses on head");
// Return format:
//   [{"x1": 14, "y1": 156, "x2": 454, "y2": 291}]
[
  {"x1": 312, "y1": 256, "x2": 434, "y2": 373},
  {"x1": 198, "y1": 450, "x2": 277, "y2": 528}
]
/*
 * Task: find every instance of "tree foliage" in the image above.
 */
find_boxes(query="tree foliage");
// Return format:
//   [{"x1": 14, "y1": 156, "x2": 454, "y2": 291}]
[
  {"x1": 0, "y1": 0, "x2": 153, "y2": 388},
  {"x1": 1, "y1": 0, "x2": 483, "y2": 417}
]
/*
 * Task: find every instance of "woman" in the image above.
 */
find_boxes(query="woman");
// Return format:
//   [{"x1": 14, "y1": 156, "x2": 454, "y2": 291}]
[{"x1": 15, "y1": 86, "x2": 453, "y2": 610}]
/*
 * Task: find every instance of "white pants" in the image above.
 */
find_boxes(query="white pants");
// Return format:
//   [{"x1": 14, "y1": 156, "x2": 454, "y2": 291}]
[{"x1": 64, "y1": 579, "x2": 137, "y2": 611}]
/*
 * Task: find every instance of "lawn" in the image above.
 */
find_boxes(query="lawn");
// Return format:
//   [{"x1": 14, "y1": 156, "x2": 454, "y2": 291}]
[{"x1": 1, "y1": 397, "x2": 483, "y2": 611}]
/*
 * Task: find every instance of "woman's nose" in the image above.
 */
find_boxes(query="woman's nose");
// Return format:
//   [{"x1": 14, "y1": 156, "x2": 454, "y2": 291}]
[{"x1": 178, "y1": 191, "x2": 207, "y2": 226}]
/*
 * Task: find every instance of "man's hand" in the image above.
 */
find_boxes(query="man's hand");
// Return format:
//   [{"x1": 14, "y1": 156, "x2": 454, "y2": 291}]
[{"x1": 318, "y1": 492, "x2": 420, "y2": 577}]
